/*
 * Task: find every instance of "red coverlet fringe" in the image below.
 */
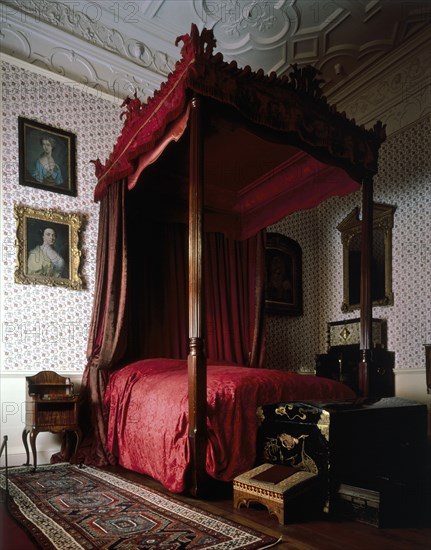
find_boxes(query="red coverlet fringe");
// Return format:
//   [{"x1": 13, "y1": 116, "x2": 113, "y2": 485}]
[{"x1": 104, "y1": 358, "x2": 355, "y2": 493}]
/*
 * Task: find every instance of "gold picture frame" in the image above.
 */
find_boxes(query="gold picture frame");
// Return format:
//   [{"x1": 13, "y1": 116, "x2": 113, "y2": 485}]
[
  {"x1": 18, "y1": 117, "x2": 77, "y2": 196},
  {"x1": 338, "y1": 203, "x2": 396, "y2": 312},
  {"x1": 14, "y1": 205, "x2": 83, "y2": 290}
]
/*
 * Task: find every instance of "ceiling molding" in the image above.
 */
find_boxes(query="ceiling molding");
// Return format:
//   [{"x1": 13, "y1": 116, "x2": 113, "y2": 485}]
[
  {"x1": 0, "y1": 3, "x2": 166, "y2": 100},
  {"x1": 331, "y1": 28, "x2": 431, "y2": 135},
  {"x1": 2, "y1": 0, "x2": 177, "y2": 76},
  {"x1": 0, "y1": 52, "x2": 122, "y2": 104},
  {"x1": 1, "y1": 0, "x2": 430, "y2": 131}
]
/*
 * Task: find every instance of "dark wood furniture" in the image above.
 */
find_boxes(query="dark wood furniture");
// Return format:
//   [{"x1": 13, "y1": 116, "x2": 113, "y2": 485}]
[
  {"x1": 0, "y1": 436, "x2": 9, "y2": 501},
  {"x1": 328, "y1": 398, "x2": 428, "y2": 527},
  {"x1": 316, "y1": 318, "x2": 395, "y2": 396},
  {"x1": 256, "y1": 397, "x2": 428, "y2": 527},
  {"x1": 23, "y1": 371, "x2": 81, "y2": 470}
]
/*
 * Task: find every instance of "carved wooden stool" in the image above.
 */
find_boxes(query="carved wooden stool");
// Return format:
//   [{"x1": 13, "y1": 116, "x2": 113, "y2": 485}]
[{"x1": 233, "y1": 463, "x2": 318, "y2": 525}]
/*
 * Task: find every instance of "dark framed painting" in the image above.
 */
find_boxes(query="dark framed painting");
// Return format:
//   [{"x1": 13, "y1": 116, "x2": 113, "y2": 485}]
[
  {"x1": 18, "y1": 117, "x2": 77, "y2": 196},
  {"x1": 265, "y1": 232, "x2": 302, "y2": 316},
  {"x1": 14, "y1": 204, "x2": 83, "y2": 290}
]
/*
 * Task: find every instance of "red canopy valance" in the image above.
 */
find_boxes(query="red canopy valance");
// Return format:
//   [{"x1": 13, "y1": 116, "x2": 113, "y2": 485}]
[{"x1": 93, "y1": 25, "x2": 386, "y2": 237}]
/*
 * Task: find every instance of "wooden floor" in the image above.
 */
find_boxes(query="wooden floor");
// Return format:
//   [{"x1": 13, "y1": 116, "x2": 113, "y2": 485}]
[
  {"x1": 2, "y1": 461, "x2": 430, "y2": 549},
  {"x1": 103, "y1": 464, "x2": 431, "y2": 550}
]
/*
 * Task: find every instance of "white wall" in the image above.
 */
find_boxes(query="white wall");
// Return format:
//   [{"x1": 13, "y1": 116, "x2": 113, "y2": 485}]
[
  {"x1": 265, "y1": 32, "x2": 431, "y2": 408},
  {"x1": 0, "y1": 58, "x2": 122, "y2": 465},
  {"x1": 1, "y1": 59, "x2": 122, "y2": 374},
  {"x1": 266, "y1": 115, "x2": 431, "y2": 409}
]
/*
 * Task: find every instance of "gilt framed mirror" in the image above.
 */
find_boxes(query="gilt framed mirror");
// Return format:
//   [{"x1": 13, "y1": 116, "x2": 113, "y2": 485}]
[{"x1": 338, "y1": 203, "x2": 396, "y2": 312}]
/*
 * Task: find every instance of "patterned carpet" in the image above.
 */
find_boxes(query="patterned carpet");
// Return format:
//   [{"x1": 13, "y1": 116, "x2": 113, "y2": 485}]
[{"x1": 0, "y1": 464, "x2": 281, "y2": 549}]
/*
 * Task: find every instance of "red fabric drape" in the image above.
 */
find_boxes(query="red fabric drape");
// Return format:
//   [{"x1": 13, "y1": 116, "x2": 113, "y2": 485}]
[
  {"x1": 126, "y1": 219, "x2": 265, "y2": 367},
  {"x1": 127, "y1": 221, "x2": 189, "y2": 360},
  {"x1": 86, "y1": 181, "x2": 128, "y2": 367},
  {"x1": 77, "y1": 180, "x2": 129, "y2": 466},
  {"x1": 204, "y1": 231, "x2": 265, "y2": 367}
]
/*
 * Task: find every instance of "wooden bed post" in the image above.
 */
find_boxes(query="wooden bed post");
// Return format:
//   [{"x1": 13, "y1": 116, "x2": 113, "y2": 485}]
[
  {"x1": 187, "y1": 95, "x2": 207, "y2": 497},
  {"x1": 359, "y1": 175, "x2": 374, "y2": 397}
]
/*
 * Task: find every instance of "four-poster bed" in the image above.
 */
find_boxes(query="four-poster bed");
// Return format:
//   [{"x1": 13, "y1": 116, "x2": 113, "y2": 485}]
[{"x1": 80, "y1": 25, "x2": 386, "y2": 496}]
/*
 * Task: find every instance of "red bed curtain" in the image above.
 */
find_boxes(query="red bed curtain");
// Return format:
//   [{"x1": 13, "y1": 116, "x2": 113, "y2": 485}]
[
  {"x1": 205, "y1": 231, "x2": 266, "y2": 367},
  {"x1": 126, "y1": 221, "x2": 189, "y2": 359},
  {"x1": 73, "y1": 179, "x2": 129, "y2": 465}
]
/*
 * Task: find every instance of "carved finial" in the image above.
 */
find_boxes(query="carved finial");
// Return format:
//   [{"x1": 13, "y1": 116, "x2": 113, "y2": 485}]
[
  {"x1": 175, "y1": 24, "x2": 217, "y2": 59},
  {"x1": 120, "y1": 91, "x2": 142, "y2": 121},
  {"x1": 90, "y1": 158, "x2": 103, "y2": 177},
  {"x1": 288, "y1": 64, "x2": 324, "y2": 98},
  {"x1": 372, "y1": 120, "x2": 387, "y2": 142},
  {"x1": 199, "y1": 27, "x2": 217, "y2": 57}
]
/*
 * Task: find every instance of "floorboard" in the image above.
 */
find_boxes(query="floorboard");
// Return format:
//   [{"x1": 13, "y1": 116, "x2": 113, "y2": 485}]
[
  {"x1": 1, "y1": 462, "x2": 430, "y2": 550},
  {"x1": 2, "y1": 410, "x2": 430, "y2": 549},
  {"x1": 103, "y1": 464, "x2": 431, "y2": 550}
]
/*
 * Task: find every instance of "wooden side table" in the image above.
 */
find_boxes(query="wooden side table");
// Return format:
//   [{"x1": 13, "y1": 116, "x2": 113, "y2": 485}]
[{"x1": 22, "y1": 371, "x2": 82, "y2": 470}]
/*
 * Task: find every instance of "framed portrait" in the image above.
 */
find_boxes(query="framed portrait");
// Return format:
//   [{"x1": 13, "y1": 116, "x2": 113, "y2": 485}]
[
  {"x1": 265, "y1": 232, "x2": 302, "y2": 316},
  {"x1": 14, "y1": 205, "x2": 83, "y2": 290},
  {"x1": 18, "y1": 117, "x2": 77, "y2": 196}
]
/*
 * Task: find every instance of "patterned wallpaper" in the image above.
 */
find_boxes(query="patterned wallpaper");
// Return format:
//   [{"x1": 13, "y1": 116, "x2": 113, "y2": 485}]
[
  {"x1": 266, "y1": 114, "x2": 431, "y2": 372},
  {"x1": 1, "y1": 61, "x2": 122, "y2": 372},
  {"x1": 1, "y1": 61, "x2": 430, "y2": 374}
]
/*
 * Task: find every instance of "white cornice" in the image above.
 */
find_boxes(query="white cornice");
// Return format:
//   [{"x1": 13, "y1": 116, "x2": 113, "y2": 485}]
[
  {"x1": 329, "y1": 27, "x2": 431, "y2": 134},
  {"x1": 2, "y1": 1, "x2": 430, "y2": 135},
  {"x1": 1, "y1": 0, "x2": 177, "y2": 74},
  {"x1": 0, "y1": 2, "x2": 168, "y2": 100},
  {"x1": 330, "y1": 26, "x2": 430, "y2": 104},
  {"x1": 0, "y1": 52, "x2": 123, "y2": 104}
]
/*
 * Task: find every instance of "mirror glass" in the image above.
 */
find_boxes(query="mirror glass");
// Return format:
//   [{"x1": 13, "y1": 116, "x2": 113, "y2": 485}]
[{"x1": 338, "y1": 203, "x2": 396, "y2": 312}]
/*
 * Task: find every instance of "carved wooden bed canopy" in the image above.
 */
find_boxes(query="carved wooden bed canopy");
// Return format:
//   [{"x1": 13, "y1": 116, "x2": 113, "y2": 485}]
[{"x1": 88, "y1": 24, "x2": 386, "y2": 495}]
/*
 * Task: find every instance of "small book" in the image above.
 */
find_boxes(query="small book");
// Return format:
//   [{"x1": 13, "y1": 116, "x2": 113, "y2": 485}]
[{"x1": 251, "y1": 465, "x2": 301, "y2": 484}]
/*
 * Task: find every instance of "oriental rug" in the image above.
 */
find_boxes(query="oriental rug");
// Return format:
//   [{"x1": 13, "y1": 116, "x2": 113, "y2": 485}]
[{"x1": 0, "y1": 464, "x2": 281, "y2": 549}]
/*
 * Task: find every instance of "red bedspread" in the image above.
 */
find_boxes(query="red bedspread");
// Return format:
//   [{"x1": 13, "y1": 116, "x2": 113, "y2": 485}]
[{"x1": 105, "y1": 358, "x2": 355, "y2": 493}]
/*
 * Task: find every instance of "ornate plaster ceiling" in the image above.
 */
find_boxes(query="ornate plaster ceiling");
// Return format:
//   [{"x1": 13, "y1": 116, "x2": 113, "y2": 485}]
[{"x1": 1, "y1": 0, "x2": 430, "y2": 127}]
